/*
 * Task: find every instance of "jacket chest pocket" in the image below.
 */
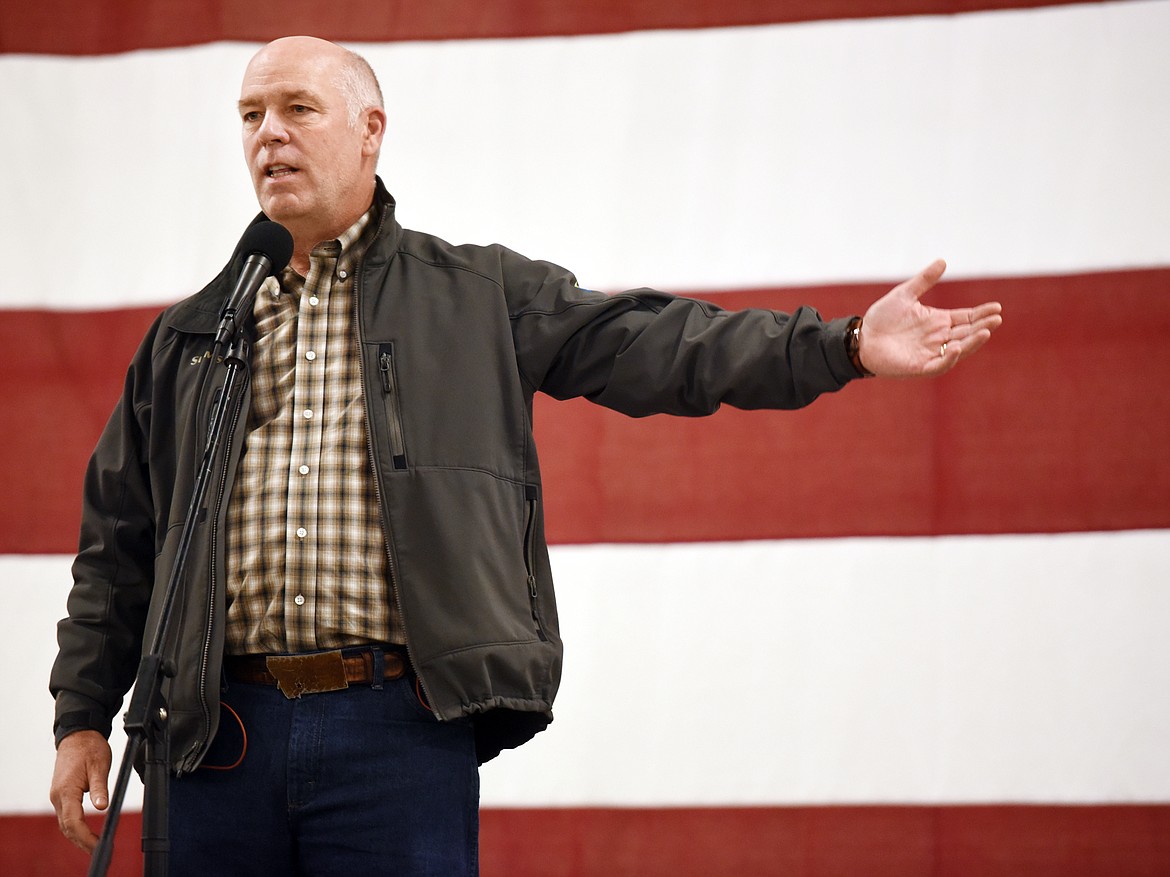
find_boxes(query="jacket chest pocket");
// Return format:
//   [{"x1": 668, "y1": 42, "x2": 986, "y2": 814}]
[{"x1": 377, "y1": 342, "x2": 409, "y2": 470}]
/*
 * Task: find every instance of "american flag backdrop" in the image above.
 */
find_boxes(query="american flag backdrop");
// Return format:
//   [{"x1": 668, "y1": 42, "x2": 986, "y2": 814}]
[{"x1": 1, "y1": 1, "x2": 1168, "y2": 874}]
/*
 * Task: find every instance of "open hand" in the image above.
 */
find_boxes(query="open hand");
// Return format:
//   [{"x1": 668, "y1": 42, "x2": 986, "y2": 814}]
[{"x1": 858, "y1": 259, "x2": 1003, "y2": 378}]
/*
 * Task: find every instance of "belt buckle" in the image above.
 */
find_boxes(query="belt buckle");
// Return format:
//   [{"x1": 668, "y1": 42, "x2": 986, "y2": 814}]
[{"x1": 265, "y1": 651, "x2": 349, "y2": 698}]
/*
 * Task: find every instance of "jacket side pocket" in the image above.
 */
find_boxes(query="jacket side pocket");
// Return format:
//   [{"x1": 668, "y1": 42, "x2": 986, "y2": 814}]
[
  {"x1": 378, "y1": 342, "x2": 408, "y2": 470},
  {"x1": 523, "y1": 483, "x2": 548, "y2": 642}
]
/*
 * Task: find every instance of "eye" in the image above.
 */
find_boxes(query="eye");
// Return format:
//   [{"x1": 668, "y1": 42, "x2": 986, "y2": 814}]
[
  {"x1": 241, "y1": 110, "x2": 262, "y2": 124},
  {"x1": 291, "y1": 104, "x2": 311, "y2": 114}
]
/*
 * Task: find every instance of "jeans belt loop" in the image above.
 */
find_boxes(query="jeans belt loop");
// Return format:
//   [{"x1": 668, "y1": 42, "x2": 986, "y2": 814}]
[{"x1": 371, "y1": 647, "x2": 385, "y2": 691}]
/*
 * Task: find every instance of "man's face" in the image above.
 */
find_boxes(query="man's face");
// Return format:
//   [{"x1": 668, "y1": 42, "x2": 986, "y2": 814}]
[{"x1": 238, "y1": 40, "x2": 380, "y2": 242}]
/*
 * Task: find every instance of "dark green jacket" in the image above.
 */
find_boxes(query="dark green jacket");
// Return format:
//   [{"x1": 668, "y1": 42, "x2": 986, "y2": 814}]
[{"x1": 51, "y1": 181, "x2": 860, "y2": 769}]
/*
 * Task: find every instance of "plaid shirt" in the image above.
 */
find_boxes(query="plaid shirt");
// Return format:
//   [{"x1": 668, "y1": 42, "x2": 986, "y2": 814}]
[{"x1": 224, "y1": 208, "x2": 404, "y2": 654}]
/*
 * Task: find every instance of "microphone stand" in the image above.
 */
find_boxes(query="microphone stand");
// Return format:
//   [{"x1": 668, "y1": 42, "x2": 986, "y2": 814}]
[{"x1": 89, "y1": 325, "x2": 253, "y2": 877}]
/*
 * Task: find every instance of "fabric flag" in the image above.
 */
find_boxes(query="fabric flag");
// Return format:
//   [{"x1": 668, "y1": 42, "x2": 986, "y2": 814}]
[{"x1": 1, "y1": 1, "x2": 1168, "y2": 874}]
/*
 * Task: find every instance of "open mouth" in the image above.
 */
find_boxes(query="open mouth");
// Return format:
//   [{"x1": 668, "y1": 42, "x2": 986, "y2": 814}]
[{"x1": 266, "y1": 164, "x2": 299, "y2": 179}]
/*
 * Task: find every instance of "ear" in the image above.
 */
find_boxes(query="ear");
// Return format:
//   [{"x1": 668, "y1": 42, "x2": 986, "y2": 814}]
[{"x1": 361, "y1": 107, "x2": 387, "y2": 158}]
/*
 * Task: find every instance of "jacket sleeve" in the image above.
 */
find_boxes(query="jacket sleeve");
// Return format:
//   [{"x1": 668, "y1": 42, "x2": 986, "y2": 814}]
[
  {"x1": 49, "y1": 320, "x2": 161, "y2": 745},
  {"x1": 505, "y1": 249, "x2": 860, "y2": 416}
]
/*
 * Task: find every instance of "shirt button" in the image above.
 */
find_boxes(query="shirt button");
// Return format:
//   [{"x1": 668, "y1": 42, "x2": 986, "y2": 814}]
[
  {"x1": 303, "y1": 409, "x2": 313, "y2": 419},
  {"x1": 338, "y1": 270, "x2": 348, "y2": 280},
  {"x1": 294, "y1": 594, "x2": 306, "y2": 606},
  {"x1": 298, "y1": 464, "x2": 310, "y2": 475},
  {"x1": 305, "y1": 350, "x2": 316, "y2": 361},
  {"x1": 309, "y1": 296, "x2": 320, "y2": 306},
  {"x1": 296, "y1": 527, "x2": 307, "y2": 538}
]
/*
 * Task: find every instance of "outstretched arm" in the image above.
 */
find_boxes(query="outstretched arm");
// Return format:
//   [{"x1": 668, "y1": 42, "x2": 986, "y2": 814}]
[{"x1": 857, "y1": 259, "x2": 1003, "y2": 378}]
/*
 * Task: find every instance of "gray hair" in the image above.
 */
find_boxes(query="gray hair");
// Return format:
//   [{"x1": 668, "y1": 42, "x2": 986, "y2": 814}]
[{"x1": 334, "y1": 49, "x2": 384, "y2": 127}]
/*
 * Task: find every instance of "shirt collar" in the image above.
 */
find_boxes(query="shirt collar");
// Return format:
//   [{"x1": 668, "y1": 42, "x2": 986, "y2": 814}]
[{"x1": 270, "y1": 205, "x2": 378, "y2": 296}]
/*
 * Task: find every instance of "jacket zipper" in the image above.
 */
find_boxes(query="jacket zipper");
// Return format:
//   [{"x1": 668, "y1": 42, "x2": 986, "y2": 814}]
[
  {"x1": 190, "y1": 360, "x2": 248, "y2": 773},
  {"x1": 523, "y1": 484, "x2": 548, "y2": 642},
  {"x1": 352, "y1": 234, "x2": 437, "y2": 714}
]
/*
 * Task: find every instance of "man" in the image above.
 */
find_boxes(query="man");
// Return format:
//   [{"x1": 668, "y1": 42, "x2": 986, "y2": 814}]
[{"x1": 49, "y1": 35, "x2": 1002, "y2": 875}]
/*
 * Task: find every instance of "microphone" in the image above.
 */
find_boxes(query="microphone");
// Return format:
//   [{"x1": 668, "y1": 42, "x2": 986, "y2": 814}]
[{"x1": 213, "y1": 220, "x2": 294, "y2": 349}]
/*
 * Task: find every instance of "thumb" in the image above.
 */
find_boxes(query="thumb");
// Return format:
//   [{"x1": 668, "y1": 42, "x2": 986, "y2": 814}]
[
  {"x1": 903, "y1": 258, "x2": 947, "y2": 301},
  {"x1": 89, "y1": 766, "x2": 109, "y2": 811}
]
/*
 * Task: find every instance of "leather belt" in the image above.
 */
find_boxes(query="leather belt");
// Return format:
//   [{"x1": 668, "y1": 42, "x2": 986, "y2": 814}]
[{"x1": 224, "y1": 648, "x2": 408, "y2": 699}]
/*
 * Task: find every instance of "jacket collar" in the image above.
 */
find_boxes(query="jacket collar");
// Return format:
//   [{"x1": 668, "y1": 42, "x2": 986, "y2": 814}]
[{"x1": 165, "y1": 178, "x2": 401, "y2": 335}]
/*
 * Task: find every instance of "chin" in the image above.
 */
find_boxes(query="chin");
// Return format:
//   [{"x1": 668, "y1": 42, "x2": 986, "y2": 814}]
[{"x1": 259, "y1": 196, "x2": 307, "y2": 226}]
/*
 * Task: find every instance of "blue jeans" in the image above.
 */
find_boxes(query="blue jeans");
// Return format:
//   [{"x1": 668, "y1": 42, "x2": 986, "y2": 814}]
[{"x1": 168, "y1": 664, "x2": 479, "y2": 876}]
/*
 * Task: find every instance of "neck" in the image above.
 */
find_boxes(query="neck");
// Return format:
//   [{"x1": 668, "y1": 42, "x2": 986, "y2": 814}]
[
  {"x1": 288, "y1": 244, "x2": 313, "y2": 276},
  {"x1": 281, "y1": 191, "x2": 377, "y2": 277},
  {"x1": 285, "y1": 219, "x2": 348, "y2": 276}
]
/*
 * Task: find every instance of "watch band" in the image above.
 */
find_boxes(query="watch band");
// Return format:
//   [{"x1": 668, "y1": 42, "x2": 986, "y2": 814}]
[{"x1": 845, "y1": 316, "x2": 874, "y2": 378}]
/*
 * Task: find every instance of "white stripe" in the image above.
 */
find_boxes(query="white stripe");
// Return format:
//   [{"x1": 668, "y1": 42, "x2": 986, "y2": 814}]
[
  {"x1": 482, "y1": 531, "x2": 1170, "y2": 806},
  {"x1": 5, "y1": 529, "x2": 1168, "y2": 812},
  {"x1": 1, "y1": 0, "x2": 1167, "y2": 310}
]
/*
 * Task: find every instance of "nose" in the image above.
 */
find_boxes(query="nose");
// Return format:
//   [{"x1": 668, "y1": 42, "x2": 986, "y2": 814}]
[{"x1": 255, "y1": 110, "x2": 289, "y2": 145}]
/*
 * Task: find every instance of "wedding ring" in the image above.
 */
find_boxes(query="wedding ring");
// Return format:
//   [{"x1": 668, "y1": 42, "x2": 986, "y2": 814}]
[{"x1": 940, "y1": 342, "x2": 948, "y2": 357}]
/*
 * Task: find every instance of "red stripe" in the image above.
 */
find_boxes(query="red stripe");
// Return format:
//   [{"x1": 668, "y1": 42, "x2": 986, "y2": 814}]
[
  {"x1": 2, "y1": 268, "x2": 1167, "y2": 554},
  {"x1": 1, "y1": 307, "x2": 158, "y2": 556},
  {"x1": 1, "y1": 0, "x2": 1110, "y2": 56},
  {"x1": 3, "y1": 806, "x2": 1168, "y2": 876}
]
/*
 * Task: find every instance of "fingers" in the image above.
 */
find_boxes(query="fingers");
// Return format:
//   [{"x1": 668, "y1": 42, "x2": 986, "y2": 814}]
[
  {"x1": 952, "y1": 328, "x2": 993, "y2": 362},
  {"x1": 56, "y1": 791, "x2": 100, "y2": 853},
  {"x1": 950, "y1": 301, "x2": 1003, "y2": 330},
  {"x1": 923, "y1": 328, "x2": 993, "y2": 376},
  {"x1": 50, "y1": 763, "x2": 101, "y2": 853},
  {"x1": 910, "y1": 259, "x2": 1001, "y2": 336},
  {"x1": 970, "y1": 301, "x2": 1003, "y2": 321},
  {"x1": 947, "y1": 310, "x2": 1002, "y2": 343}
]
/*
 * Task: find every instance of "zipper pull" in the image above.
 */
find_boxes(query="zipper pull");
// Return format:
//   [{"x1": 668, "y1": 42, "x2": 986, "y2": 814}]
[
  {"x1": 379, "y1": 351, "x2": 393, "y2": 393},
  {"x1": 528, "y1": 574, "x2": 538, "y2": 599}
]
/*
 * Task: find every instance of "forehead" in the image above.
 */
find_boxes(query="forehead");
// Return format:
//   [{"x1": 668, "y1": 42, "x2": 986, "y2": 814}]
[{"x1": 239, "y1": 49, "x2": 339, "y2": 105}]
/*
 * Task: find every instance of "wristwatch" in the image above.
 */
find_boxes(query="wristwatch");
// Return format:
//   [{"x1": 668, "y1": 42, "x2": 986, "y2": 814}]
[{"x1": 845, "y1": 316, "x2": 874, "y2": 378}]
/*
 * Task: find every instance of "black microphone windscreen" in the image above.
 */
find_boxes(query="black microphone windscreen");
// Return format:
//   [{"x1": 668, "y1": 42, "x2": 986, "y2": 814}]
[{"x1": 236, "y1": 221, "x2": 294, "y2": 276}]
